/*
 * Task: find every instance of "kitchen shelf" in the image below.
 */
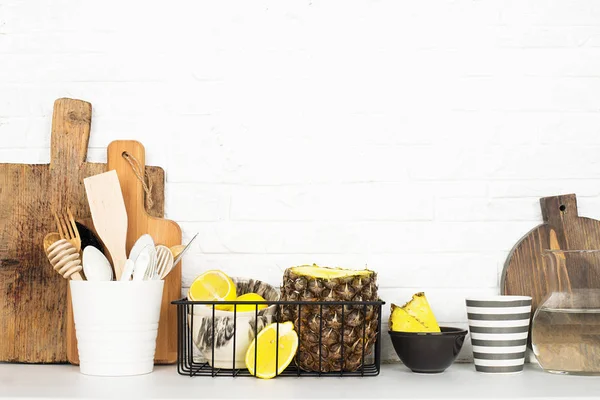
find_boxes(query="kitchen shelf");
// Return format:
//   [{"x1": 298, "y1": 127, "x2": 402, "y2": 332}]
[{"x1": 1, "y1": 363, "x2": 600, "y2": 399}]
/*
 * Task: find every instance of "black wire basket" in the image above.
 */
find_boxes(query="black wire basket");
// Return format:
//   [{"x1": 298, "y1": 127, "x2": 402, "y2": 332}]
[{"x1": 172, "y1": 298, "x2": 385, "y2": 377}]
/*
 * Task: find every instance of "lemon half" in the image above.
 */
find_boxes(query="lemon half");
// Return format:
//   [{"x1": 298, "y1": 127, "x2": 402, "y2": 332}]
[
  {"x1": 245, "y1": 322, "x2": 298, "y2": 379},
  {"x1": 188, "y1": 270, "x2": 236, "y2": 310}
]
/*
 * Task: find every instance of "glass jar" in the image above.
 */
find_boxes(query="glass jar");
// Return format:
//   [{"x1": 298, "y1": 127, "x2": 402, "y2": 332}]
[{"x1": 532, "y1": 249, "x2": 600, "y2": 375}]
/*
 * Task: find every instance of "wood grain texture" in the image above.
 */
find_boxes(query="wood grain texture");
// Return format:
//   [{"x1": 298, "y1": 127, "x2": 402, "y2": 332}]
[
  {"x1": 0, "y1": 98, "x2": 165, "y2": 363},
  {"x1": 107, "y1": 140, "x2": 182, "y2": 365},
  {"x1": 501, "y1": 194, "x2": 600, "y2": 315}
]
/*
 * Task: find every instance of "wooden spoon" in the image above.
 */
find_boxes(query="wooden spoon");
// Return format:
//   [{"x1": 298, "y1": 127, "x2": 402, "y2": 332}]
[{"x1": 170, "y1": 232, "x2": 198, "y2": 267}]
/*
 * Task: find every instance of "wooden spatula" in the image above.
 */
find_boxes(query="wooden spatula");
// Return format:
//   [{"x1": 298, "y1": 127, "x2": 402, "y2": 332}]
[{"x1": 84, "y1": 170, "x2": 128, "y2": 280}]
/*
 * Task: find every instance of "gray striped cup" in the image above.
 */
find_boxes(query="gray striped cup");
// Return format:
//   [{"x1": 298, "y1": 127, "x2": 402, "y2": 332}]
[{"x1": 466, "y1": 296, "x2": 532, "y2": 374}]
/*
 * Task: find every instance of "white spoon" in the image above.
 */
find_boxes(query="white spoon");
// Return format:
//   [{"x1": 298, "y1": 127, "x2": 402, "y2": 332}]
[
  {"x1": 120, "y1": 259, "x2": 135, "y2": 281},
  {"x1": 132, "y1": 244, "x2": 156, "y2": 281},
  {"x1": 82, "y1": 246, "x2": 113, "y2": 281},
  {"x1": 128, "y1": 234, "x2": 155, "y2": 263}
]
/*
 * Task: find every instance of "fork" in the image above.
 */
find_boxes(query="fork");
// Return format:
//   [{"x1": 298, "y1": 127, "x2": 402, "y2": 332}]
[
  {"x1": 143, "y1": 249, "x2": 158, "y2": 281},
  {"x1": 54, "y1": 207, "x2": 82, "y2": 253}
]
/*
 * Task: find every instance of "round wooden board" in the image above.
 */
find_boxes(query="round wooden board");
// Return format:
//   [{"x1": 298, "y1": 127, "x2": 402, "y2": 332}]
[{"x1": 501, "y1": 194, "x2": 600, "y2": 315}]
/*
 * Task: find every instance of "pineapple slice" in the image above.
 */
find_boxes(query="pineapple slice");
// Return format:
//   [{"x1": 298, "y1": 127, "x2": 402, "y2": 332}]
[
  {"x1": 402, "y1": 292, "x2": 440, "y2": 331},
  {"x1": 389, "y1": 292, "x2": 441, "y2": 333},
  {"x1": 290, "y1": 265, "x2": 373, "y2": 279},
  {"x1": 389, "y1": 305, "x2": 429, "y2": 332}
]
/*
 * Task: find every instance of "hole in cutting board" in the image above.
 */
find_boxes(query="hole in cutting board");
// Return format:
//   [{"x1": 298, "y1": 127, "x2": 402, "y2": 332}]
[{"x1": 560, "y1": 204, "x2": 566, "y2": 212}]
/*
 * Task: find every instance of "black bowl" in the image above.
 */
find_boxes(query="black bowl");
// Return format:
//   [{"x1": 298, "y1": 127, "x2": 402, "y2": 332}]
[{"x1": 389, "y1": 327, "x2": 468, "y2": 373}]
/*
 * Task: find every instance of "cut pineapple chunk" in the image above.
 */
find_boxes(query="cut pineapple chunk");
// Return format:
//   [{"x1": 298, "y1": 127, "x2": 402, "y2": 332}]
[
  {"x1": 390, "y1": 306, "x2": 428, "y2": 332},
  {"x1": 402, "y1": 292, "x2": 440, "y2": 332},
  {"x1": 389, "y1": 292, "x2": 441, "y2": 333}
]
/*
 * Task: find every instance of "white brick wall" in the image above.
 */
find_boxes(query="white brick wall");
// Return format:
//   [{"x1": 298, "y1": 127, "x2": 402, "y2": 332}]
[{"x1": 2, "y1": 0, "x2": 600, "y2": 363}]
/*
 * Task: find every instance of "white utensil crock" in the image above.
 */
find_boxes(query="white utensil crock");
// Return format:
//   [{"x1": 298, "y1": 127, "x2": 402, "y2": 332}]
[{"x1": 70, "y1": 280, "x2": 164, "y2": 376}]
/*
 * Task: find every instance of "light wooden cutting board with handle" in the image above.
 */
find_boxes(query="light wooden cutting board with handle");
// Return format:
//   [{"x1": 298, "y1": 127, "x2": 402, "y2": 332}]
[{"x1": 107, "y1": 140, "x2": 182, "y2": 364}]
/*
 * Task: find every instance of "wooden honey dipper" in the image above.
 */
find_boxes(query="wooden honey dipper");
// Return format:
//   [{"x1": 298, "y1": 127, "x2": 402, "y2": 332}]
[{"x1": 44, "y1": 235, "x2": 83, "y2": 280}]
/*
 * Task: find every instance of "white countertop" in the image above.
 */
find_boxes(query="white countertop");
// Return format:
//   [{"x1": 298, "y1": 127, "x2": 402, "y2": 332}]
[{"x1": 1, "y1": 363, "x2": 600, "y2": 400}]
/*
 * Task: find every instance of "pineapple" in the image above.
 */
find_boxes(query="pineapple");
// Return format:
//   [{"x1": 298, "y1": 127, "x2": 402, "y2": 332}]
[
  {"x1": 389, "y1": 292, "x2": 441, "y2": 332},
  {"x1": 280, "y1": 264, "x2": 378, "y2": 372}
]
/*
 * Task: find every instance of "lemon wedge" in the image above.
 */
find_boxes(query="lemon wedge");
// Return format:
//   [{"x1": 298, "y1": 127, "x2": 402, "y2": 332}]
[
  {"x1": 188, "y1": 270, "x2": 236, "y2": 310},
  {"x1": 245, "y1": 322, "x2": 298, "y2": 379},
  {"x1": 230, "y1": 293, "x2": 267, "y2": 313}
]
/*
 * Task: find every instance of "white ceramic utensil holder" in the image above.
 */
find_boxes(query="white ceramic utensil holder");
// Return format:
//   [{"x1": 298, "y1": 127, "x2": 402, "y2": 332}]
[{"x1": 70, "y1": 280, "x2": 164, "y2": 376}]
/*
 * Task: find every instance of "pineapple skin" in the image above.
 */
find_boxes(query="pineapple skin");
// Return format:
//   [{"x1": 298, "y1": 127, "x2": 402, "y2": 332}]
[{"x1": 280, "y1": 264, "x2": 379, "y2": 372}]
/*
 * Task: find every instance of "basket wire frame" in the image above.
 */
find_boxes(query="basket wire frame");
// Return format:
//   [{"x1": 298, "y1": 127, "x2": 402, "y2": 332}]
[{"x1": 173, "y1": 299, "x2": 384, "y2": 377}]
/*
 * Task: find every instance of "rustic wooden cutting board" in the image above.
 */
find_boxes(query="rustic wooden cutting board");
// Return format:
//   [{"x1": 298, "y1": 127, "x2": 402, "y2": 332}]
[
  {"x1": 0, "y1": 98, "x2": 165, "y2": 363},
  {"x1": 107, "y1": 140, "x2": 182, "y2": 364},
  {"x1": 501, "y1": 194, "x2": 600, "y2": 315}
]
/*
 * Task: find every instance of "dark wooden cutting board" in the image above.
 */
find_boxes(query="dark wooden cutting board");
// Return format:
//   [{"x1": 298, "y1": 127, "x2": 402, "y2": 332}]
[
  {"x1": 0, "y1": 98, "x2": 165, "y2": 363},
  {"x1": 501, "y1": 194, "x2": 600, "y2": 315}
]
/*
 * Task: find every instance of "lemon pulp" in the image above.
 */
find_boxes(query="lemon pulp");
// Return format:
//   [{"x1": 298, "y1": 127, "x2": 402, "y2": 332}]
[
  {"x1": 188, "y1": 270, "x2": 236, "y2": 310},
  {"x1": 245, "y1": 322, "x2": 298, "y2": 379}
]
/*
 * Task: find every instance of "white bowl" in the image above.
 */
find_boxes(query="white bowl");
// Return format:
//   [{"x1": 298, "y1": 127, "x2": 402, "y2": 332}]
[{"x1": 188, "y1": 277, "x2": 280, "y2": 369}]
